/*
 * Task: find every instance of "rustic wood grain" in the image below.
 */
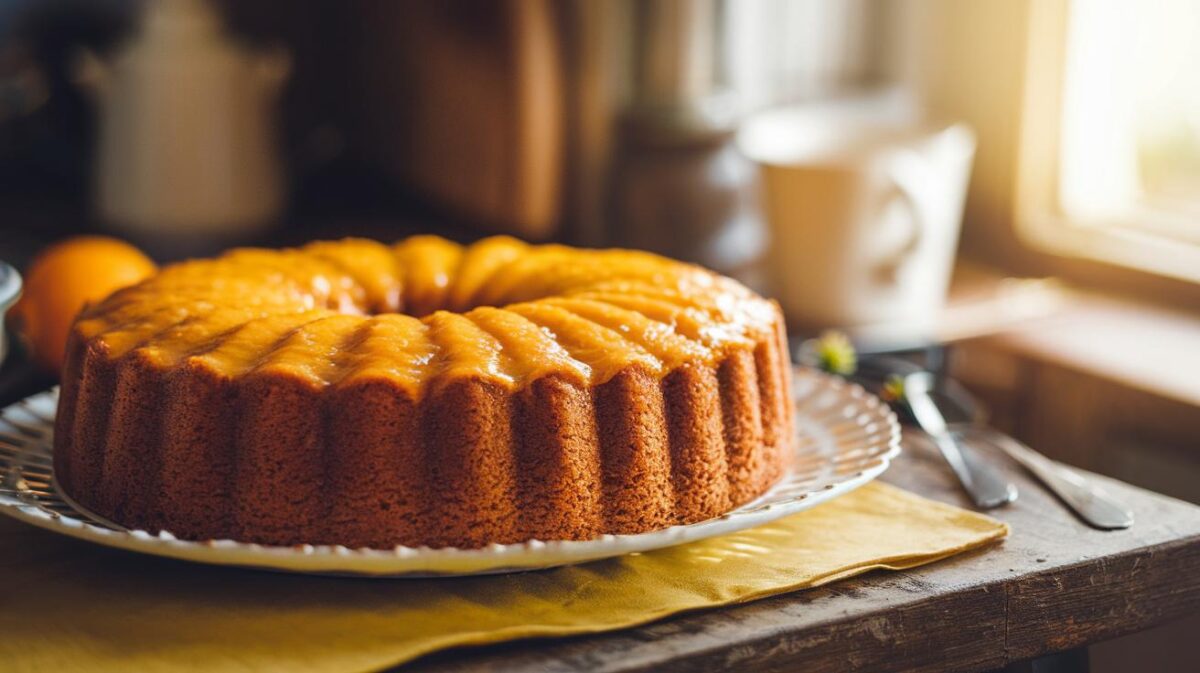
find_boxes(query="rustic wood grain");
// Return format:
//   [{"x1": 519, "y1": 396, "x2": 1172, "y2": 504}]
[{"x1": 400, "y1": 432, "x2": 1200, "y2": 673}]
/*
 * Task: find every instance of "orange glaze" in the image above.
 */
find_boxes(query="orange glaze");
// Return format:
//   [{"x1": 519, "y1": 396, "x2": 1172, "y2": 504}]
[
  {"x1": 77, "y1": 236, "x2": 783, "y2": 398},
  {"x1": 394, "y1": 235, "x2": 463, "y2": 318}
]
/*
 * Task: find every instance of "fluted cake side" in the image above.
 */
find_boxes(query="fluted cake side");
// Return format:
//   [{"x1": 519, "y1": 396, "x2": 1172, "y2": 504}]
[{"x1": 53, "y1": 236, "x2": 793, "y2": 549}]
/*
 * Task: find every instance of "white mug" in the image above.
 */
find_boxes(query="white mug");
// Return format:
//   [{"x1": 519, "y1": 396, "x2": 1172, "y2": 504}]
[{"x1": 739, "y1": 104, "x2": 975, "y2": 346}]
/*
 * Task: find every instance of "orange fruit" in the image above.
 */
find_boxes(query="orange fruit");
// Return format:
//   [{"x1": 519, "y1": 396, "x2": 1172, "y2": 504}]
[{"x1": 9, "y1": 236, "x2": 157, "y2": 375}]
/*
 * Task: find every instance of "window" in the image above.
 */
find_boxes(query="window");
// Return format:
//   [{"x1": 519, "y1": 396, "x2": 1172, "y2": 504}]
[{"x1": 1019, "y1": 0, "x2": 1200, "y2": 282}]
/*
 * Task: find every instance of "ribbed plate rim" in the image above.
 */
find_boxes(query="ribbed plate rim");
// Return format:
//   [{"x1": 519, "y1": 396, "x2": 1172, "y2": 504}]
[{"x1": 0, "y1": 368, "x2": 901, "y2": 577}]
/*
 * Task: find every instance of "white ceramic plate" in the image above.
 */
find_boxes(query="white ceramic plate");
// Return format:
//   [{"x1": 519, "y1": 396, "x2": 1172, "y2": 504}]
[{"x1": 0, "y1": 368, "x2": 900, "y2": 577}]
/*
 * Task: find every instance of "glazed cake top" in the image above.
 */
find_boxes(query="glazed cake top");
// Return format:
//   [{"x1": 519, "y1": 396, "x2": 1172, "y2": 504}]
[{"x1": 73, "y1": 236, "x2": 782, "y2": 397}]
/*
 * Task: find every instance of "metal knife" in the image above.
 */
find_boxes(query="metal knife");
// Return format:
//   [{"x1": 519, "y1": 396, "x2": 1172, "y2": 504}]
[
  {"x1": 955, "y1": 426, "x2": 1134, "y2": 530},
  {"x1": 904, "y1": 372, "x2": 1018, "y2": 509}
]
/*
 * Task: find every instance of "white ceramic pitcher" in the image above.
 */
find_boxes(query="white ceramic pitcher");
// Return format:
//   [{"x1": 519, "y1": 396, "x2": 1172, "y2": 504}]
[{"x1": 77, "y1": 0, "x2": 289, "y2": 242}]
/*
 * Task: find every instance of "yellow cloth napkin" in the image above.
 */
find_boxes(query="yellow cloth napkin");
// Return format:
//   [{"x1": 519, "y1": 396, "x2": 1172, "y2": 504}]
[{"x1": 0, "y1": 482, "x2": 1006, "y2": 672}]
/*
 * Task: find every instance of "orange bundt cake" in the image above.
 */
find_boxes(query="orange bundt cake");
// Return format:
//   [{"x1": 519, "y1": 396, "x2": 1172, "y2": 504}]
[{"x1": 53, "y1": 235, "x2": 794, "y2": 549}]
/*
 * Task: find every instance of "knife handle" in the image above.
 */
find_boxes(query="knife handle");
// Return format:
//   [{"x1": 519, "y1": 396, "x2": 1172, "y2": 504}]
[
  {"x1": 903, "y1": 372, "x2": 1018, "y2": 510},
  {"x1": 930, "y1": 432, "x2": 1018, "y2": 509}
]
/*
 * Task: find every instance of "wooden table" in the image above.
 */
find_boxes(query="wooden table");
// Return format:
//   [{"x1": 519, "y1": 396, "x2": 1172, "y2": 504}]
[{"x1": 407, "y1": 434, "x2": 1200, "y2": 673}]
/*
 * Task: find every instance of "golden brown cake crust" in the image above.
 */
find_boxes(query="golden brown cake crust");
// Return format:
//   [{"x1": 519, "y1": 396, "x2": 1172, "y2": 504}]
[{"x1": 54, "y1": 236, "x2": 794, "y2": 549}]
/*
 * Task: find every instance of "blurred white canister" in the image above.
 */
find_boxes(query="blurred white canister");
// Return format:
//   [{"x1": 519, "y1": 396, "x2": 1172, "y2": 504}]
[
  {"x1": 739, "y1": 102, "x2": 975, "y2": 346},
  {"x1": 77, "y1": 0, "x2": 289, "y2": 247}
]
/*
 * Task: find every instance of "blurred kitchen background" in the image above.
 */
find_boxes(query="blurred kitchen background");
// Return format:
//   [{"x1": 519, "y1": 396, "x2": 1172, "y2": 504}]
[{"x1": 1, "y1": 1, "x2": 1199, "y2": 666}]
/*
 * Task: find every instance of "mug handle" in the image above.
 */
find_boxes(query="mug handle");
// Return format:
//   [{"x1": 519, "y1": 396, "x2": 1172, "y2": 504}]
[{"x1": 875, "y1": 149, "x2": 932, "y2": 283}]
